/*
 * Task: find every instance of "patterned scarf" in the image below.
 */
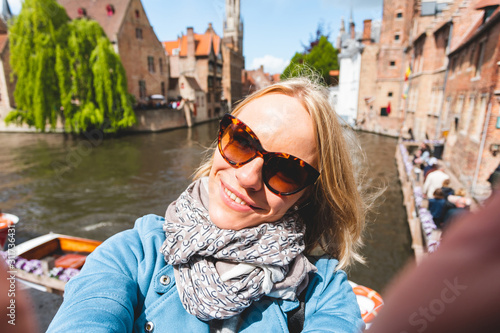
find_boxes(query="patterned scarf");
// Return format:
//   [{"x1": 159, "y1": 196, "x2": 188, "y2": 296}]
[{"x1": 161, "y1": 178, "x2": 316, "y2": 321}]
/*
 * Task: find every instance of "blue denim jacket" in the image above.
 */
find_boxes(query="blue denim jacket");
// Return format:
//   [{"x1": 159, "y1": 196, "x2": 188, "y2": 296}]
[{"x1": 47, "y1": 215, "x2": 364, "y2": 332}]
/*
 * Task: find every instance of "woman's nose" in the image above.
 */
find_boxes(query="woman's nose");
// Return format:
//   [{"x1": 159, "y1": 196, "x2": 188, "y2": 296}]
[{"x1": 235, "y1": 157, "x2": 264, "y2": 192}]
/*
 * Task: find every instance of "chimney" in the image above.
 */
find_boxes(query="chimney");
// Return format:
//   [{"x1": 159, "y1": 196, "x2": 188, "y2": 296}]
[
  {"x1": 187, "y1": 27, "x2": 195, "y2": 57},
  {"x1": 350, "y1": 21, "x2": 355, "y2": 40},
  {"x1": 362, "y1": 19, "x2": 372, "y2": 45}
]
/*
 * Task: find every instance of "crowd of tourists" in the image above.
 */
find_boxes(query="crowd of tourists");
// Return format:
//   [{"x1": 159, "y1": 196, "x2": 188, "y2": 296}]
[{"x1": 412, "y1": 143, "x2": 471, "y2": 230}]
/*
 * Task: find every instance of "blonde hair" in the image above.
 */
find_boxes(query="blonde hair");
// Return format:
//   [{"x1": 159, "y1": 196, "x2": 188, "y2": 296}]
[{"x1": 194, "y1": 77, "x2": 367, "y2": 270}]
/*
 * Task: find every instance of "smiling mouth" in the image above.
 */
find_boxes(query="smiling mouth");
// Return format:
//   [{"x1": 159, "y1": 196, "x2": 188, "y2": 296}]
[{"x1": 224, "y1": 187, "x2": 248, "y2": 206}]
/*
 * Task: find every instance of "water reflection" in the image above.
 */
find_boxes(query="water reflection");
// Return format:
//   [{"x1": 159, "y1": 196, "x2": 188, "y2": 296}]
[{"x1": 0, "y1": 124, "x2": 411, "y2": 291}]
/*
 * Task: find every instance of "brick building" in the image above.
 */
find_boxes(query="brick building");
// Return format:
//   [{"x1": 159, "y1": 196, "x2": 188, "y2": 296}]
[
  {"x1": 0, "y1": 0, "x2": 14, "y2": 125},
  {"x1": 354, "y1": 19, "x2": 386, "y2": 133},
  {"x1": 440, "y1": 0, "x2": 500, "y2": 197},
  {"x1": 404, "y1": 1, "x2": 463, "y2": 141},
  {"x1": 222, "y1": 0, "x2": 245, "y2": 107},
  {"x1": 241, "y1": 65, "x2": 275, "y2": 96},
  {"x1": 373, "y1": 0, "x2": 415, "y2": 134},
  {"x1": 366, "y1": 0, "x2": 500, "y2": 197},
  {"x1": 59, "y1": 0, "x2": 169, "y2": 105},
  {"x1": 163, "y1": 23, "x2": 223, "y2": 120}
]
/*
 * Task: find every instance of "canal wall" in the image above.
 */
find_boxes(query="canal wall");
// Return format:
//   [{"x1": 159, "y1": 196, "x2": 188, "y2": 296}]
[{"x1": 0, "y1": 107, "x2": 219, "y2": 133}]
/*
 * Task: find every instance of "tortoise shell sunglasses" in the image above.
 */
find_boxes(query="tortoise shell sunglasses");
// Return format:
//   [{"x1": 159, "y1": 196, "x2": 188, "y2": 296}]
[{"x1": 218, "y1": 114, "x2": 320, "y2": 196}]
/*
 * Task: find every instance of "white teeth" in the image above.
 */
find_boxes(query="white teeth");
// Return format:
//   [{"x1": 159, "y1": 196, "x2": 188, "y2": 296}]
[{"x1": 224, "y1": 187, "x2": 248, "y2": 206}]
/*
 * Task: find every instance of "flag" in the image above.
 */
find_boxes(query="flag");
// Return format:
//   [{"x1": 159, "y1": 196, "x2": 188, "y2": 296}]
[
  {"x1": 402, "y1": 81, "x2": 409, "y2": 99},
  {"x1": 387, "y1": 102, "x2": 391, "y2": 114},
  {"x1": 405, "y1": 64, "x2": 412, "y2": 81}
]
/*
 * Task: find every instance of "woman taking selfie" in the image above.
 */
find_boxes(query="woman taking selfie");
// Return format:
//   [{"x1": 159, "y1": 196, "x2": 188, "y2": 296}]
[{"x1": 48, "y1": 77, "x2": 367, "y2": 332}]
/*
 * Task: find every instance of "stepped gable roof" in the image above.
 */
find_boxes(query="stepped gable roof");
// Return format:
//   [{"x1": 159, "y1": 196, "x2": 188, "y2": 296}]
[
  {"x1": 163, "y1": 25, "x2": 221, "y2": 57},
  {"x1": 58, "y1": 0, "x2": 131, "y2": 41},
  {"x1": 185, "y1": 76, "x2": 202, "y2": 91}
]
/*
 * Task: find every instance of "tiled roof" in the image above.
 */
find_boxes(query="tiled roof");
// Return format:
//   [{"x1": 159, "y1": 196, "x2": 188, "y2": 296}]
[
  {"x1": 449, "y1": 7, "x2": 500, "y2": 54},
  {"x1": 58, "y1": 0, "x2": 131, "y2": 41},
  {"x1": 163, "y1": 26, "x2": 221, "y2": 57}
]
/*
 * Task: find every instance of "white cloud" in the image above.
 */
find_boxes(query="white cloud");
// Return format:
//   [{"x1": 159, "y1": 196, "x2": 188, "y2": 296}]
[{"x1": 250, "y1": 55, "x2": 289, "y2": 74}]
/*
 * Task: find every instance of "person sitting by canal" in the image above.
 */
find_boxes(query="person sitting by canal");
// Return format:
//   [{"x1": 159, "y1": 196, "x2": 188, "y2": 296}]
[
  {"x1": 442, "y1": 188, "x2": 472, "y2": 229},
  {"x1": 47, "y1": 77, "x2": 368, "y2": 332},
  {"x1": 423, "y1": 157, "x2": 438, "y2": 182},
  {"x1": 413, "y1": 143, "x2": 431, "y2": 170},
  {"x1": 423, "y1": 163, "x2": 449, "y2": 199},
  {"x1": 440, "y1": 179, "x2": 455, "y2": 199},
  {"x1": 428, "y1": 188, "x2": 447, "y2": 228}
]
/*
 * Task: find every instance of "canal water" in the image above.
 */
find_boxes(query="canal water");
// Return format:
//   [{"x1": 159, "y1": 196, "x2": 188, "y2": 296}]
[{"x1": 0, "y1": 122, "x2": 412, "y2": 293}]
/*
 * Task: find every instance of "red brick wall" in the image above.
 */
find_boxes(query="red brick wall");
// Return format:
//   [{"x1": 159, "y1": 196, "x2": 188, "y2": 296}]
[{"x1": 117, "y1": 0, "x2": 169, "y2": 101}]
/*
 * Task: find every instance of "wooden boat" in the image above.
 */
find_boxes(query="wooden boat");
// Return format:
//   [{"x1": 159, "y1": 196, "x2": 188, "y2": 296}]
[
  {"x1": 13, "y1": 233, "x2": 102, "y2": 294},
  {"x1": 0, "y1": 212, "x2": 19, "y2": 248}
]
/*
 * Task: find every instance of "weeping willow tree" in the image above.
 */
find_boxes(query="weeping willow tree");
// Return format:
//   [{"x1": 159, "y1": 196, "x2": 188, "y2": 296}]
[
  {"x1": 6, "y1": 0, "x2": 135, "y2": 133},
  {"x1": 56, "y1": 19, "x2": 135, "y2": 133}
]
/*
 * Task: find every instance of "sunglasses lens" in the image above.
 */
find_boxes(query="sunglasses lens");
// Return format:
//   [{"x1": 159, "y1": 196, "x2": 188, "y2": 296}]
[
  {"x1": 220, "y1": 123, "x2": 256, "y2": 164},
  {"x1": 264, "y1": 157, "x2": 309, "y2": 194}
]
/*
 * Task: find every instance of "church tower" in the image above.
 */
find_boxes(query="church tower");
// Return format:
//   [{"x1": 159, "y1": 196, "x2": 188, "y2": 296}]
[
  {"x1": 222, "y1": 0, "x2": 245, "y2": 109},
  {"x1": 224, "y1": 0, "x2": 243, "y2": 54}
]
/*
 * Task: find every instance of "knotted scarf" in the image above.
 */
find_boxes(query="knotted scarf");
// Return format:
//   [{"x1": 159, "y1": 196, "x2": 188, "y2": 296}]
[{"x1": 160, "y1": 178, "x2": 316, "y2": 321}]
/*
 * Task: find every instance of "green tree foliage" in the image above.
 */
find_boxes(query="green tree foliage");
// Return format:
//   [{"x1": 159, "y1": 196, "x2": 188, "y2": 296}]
[
  {"x1": 6, "y1": 0, "x2": 135, "y2": 133},
  {"x1": 281, "y1": 34, "x2": 339, "y2": 85}
]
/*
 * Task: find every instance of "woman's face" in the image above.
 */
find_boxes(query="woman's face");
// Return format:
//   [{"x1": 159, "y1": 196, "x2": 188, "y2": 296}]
[{"x1": 208, "y1": 93, "x2": 319, "y2": 230}]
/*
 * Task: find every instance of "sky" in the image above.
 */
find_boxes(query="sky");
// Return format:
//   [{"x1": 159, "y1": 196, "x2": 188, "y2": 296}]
[{"x1": 5, "y1": 0, "x2": 384, "y2": 74}]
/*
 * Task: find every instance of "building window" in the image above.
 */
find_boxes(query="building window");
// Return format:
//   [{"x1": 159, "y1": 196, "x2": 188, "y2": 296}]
[
  {"x1": 207, "y1": 93, "x2": 211, "y2": 103},
  {"x1": 161, "y1": 82, "x2": 165, "y2": 96},
  {"x1": 471, "y1": 94, "x2": 488, "y2": 140},
  {"x1": 390, "y1": 61, "x2": 396, "y2": 67},
  {"x1": 461, "y1": 97, "x2": 475, "y2": 134},
  {"x1": 394, "y1": 34, "x2": 400, "y2": 42},
  {"x1": 380, "y1": 107, "x2": 389, "y2": 117},
  {"x1": 148, "y1": 56, "x2": 155, "y2": 73},
  {"x1": 388, "y1": 92, "x2": 393, "y2": 97},
  {"x1": 469, "y1": 46, "x2": 476, "y2": 67},
  {"x1": 159, "y1": 58, "x2": 163, "y2": 73},
  {"x1": 484, "y1": 6, "x2": 497, "y2": 23},
  {"x1": 106, "y1": 4, "x2": 115, "y2": 16},
  {"x1": 450, "y1": 56, "x2": 456, "y2": 75},
  {"x1": 135, "y1": 9, "x2": 140, "y2": 18},
  {"x1": 139, "y1": 80, "x2": 146, "y2": 99},
  {"x1": 396, "y1": 12, "x2": 403, "y2": 18},
  {"x1": 475, "y1": 41, "x2": 486, "y2": 78},
  {"x1": 136, "y1": 28, "x2": 143, "y2": 39}
]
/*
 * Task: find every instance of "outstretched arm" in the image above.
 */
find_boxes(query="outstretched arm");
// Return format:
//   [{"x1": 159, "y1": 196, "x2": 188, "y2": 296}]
[{"x1": 47, "y1": 229, "x2": 143, "y2": 332}]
